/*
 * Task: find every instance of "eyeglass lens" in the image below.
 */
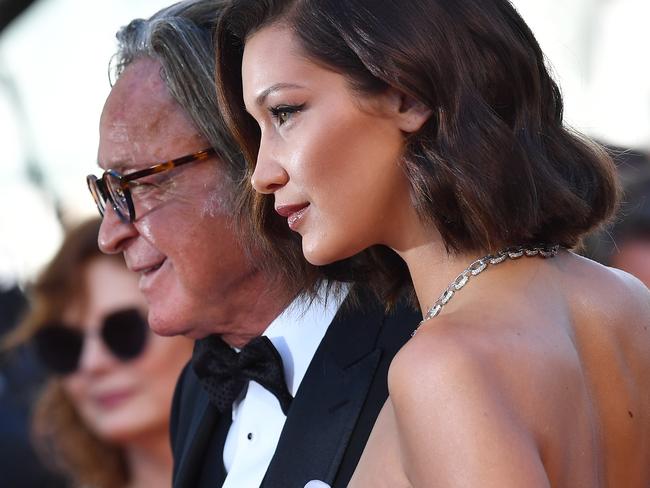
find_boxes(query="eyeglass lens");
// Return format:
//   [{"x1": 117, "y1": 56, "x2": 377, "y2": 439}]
[
  {"x1": 86, "y1": 174, "x2": 132, "y2": 223},
  {"x1": 104, "y1": 172, "x2": 132, "y2": 222},
  {"x1": 34, "y1": 308, "x2": 148, "y2": 375},
  {"x1": 86, "y1": 175, "x2": 106, "y2": 217}
]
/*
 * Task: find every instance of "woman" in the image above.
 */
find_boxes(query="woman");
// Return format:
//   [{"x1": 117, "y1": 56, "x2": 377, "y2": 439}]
[
  {"x1": 215, "y1": 0, "x2": 650, "y2": 486},
  {"x1": 10, "y1": 219, "x2": 193, "y2": 488}
]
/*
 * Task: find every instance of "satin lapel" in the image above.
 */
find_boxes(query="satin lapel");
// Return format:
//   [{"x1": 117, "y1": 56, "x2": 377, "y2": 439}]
[
  {"x1": 262, "y1": 294, "x2": 386, "y2": 487},
  {"x1": 173, "y1": 385, "x2": 220, "y2": 488}
]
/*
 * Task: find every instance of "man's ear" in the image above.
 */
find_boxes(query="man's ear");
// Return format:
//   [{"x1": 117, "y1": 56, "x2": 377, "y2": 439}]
[{"x1": 385, "y1": 87, "x2": 432, "y2": 133}]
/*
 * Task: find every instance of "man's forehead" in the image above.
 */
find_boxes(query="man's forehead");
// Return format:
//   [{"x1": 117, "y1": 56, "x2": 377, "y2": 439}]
[
  {"x1": 98, "y1": 58, "x2": 195, "y2": 170},
  {"x1": 113, "y1": 57, "x2": 167, "y2": 98},
  {"x1": 101, "y1": 60, "x2": 174, "y2": 129},
  {"x1": 100, "y1": 99, "x2": 173, "y2": 143}
]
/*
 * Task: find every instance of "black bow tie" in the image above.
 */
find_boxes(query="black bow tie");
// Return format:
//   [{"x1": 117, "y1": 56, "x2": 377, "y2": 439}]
[{"x1": 192, "y1": 335, "x2": 293, "y2": 415}]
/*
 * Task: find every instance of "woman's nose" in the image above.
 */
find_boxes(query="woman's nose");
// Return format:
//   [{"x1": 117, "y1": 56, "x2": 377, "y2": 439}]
[
  {"x1": 251, "y1": 145, "x2": 289, "y2": 194},
  {"x1": 98, "y1": 207, "x2": 137, "y2": 254},
  {"x1": 76, "y1": 334, "x2": 115, "y2": 375}
]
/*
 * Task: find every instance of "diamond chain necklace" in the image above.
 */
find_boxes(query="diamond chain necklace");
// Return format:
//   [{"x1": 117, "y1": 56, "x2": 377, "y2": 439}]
[{"x1": 412, "y1": 244, "x2": 560, "y2": 336}]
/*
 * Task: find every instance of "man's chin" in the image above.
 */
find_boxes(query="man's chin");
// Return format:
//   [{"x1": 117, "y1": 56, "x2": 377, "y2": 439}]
[
  {"x1": 146, "y1": 309, "x2": 189, "y2": 337},
  {"x1": 147, "y1": 308, "x2": 217, "y2": 340},
  {"x1": 148, "y1": 322, "x2": 185, "y2": 337}
]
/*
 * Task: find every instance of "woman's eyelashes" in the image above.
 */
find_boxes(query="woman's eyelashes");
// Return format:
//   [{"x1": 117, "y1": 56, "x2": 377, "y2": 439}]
[{"x1": 268, "y1": 103, "x2": 305, "y2": 127}]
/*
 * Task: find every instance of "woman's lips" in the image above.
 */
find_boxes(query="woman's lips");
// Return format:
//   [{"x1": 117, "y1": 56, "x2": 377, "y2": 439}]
[
  {"x1": 276, "y1": 203, "x2": 310, "y2": 231},
  {"x1": 93, "y1": 389, "x2": 134, "y2": 409}
]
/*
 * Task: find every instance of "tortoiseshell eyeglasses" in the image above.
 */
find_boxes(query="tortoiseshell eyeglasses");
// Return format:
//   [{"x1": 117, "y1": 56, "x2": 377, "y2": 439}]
[{"x1": 87, "y1": 148, "x2": 216, "y2": 223}]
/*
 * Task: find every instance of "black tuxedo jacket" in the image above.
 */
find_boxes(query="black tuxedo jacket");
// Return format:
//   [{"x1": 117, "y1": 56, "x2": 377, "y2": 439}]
[{"x1": 170, "y1": 292, "x2": 419, "y2": 488}]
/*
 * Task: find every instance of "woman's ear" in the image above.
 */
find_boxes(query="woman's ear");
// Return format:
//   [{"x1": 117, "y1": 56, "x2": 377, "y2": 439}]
[{"x1": 384, "y1": 87, "x2": 432, "y2": 133}]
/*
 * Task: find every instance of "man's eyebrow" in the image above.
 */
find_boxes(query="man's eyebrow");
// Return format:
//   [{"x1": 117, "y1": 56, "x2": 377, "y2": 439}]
[{"x1": 255, "y1": 83, "x2": 304, "y2": 106}]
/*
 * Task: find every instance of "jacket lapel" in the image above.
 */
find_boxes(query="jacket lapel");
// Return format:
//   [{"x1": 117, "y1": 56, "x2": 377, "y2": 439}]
[
  {"x1": 173, "y1": 378, "x2": 221, "y2": 488},
  {"x1": 262, "y1": 294, "x2": 387, "y2": 487}
]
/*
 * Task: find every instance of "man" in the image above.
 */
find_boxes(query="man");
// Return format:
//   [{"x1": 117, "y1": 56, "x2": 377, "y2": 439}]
[{"x1": 88, "y1": 2, "x2": 419, "y2": 487}]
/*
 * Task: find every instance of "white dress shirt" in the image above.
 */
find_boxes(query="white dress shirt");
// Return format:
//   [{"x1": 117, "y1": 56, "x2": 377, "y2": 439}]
[{"x1": 222, "y1": 285, "x2": 348, "y2": 488}]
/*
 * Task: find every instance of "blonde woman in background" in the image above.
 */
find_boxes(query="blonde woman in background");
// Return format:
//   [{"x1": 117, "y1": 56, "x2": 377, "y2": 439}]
[{"x1": 11, "y1": 218, "x2": 192, "y2": 488}]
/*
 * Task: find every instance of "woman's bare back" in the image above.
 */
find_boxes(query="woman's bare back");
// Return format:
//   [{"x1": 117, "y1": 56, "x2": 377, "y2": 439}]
[
  {"x1": 351, "y1": 252, "x2": 650, "y2": 487},
  {"x1": 559, "y1": 254, "x2": 650, "y2": 485}
]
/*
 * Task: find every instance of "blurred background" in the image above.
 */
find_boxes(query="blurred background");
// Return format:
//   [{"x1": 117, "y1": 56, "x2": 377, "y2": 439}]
[
  {"x1": 0, "y1": 0, "x2": 648, "y2": 286},
  {"x1": 0, "y1": 0, "x2": 176, "y2": 287}
]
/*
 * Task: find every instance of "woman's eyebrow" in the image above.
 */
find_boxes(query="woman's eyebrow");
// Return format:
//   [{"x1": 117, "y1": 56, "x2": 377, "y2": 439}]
[{"x1": 255, "y1": 83, "x2": 304, "y2": 106}]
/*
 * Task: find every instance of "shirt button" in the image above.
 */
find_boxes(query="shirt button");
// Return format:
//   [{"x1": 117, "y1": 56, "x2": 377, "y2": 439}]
[{"x1": 247, "y1": 432, "x2": 254, "y2": 441}]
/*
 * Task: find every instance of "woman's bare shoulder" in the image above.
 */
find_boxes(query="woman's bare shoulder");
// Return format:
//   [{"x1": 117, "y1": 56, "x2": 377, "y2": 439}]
[
  {"x1": 567, "y1": 254, "x2": 650, "y2": 326},
  {"x1": 390, "y1": 313, "x2": 586, "y2": 429},
  {"x1": 569, "y1": 252, "x2": 648, "y2": 297},
  {"x1": 387, "y1": 319, "x2": 554, "y2": 486},
  {"x1": 389, "y1": 314, "x2": 559, "y2": 403}
]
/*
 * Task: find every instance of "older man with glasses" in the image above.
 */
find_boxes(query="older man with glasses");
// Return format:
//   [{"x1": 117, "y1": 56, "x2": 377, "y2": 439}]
[{"x1": 86, "y1": 1, "x2": 419, "y2": 488}]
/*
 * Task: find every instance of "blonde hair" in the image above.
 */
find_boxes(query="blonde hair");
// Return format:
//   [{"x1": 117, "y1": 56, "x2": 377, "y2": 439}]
[
  {"x1": 8, "y1": 219, "x2": 129, "y2": 487},
  {"x1": 33, "y1": 383, "x2": 128, "y2": 488}
]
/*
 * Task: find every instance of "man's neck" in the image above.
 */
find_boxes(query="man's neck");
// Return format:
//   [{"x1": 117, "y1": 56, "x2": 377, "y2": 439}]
[{"x1": 220, "y1": 273, "x2": 299, "y2": 348}]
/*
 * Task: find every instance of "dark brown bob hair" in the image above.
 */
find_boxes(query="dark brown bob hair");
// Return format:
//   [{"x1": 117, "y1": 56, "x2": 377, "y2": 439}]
[{"x1": 215, "y1": 0, "x2": 619, "y2": 298}]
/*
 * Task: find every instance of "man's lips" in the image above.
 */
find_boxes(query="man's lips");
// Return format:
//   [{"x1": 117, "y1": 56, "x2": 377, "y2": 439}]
[
  {"x1": 275, "y1": 203, "x2": 310, "y2": 230},
  {"x1": 129, "y1": 259, "x2": 165, "y2": 275},
  {"x1": 128, "y1": 258, "x2": 167, "y2": 293}
]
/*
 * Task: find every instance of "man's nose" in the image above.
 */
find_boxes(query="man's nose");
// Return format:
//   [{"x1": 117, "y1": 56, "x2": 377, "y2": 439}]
[{"x1": 98, "y1": 206, "x2": 138, "y2": 254}]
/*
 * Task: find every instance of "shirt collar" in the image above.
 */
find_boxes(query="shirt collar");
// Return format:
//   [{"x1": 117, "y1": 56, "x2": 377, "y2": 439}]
[{"x1": 262, "y1": 283, "x2": 349, "y2": 395}]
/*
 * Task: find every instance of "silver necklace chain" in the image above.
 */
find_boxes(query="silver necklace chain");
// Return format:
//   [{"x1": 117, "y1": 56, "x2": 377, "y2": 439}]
[{"x1": 412, "y1": 244, "x2": 560, "y2": 336}]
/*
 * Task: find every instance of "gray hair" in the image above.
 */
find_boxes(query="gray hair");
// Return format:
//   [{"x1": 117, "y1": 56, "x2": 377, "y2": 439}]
[{"x1": 111, "y1": 0, "x2": 242, "y2": 185}]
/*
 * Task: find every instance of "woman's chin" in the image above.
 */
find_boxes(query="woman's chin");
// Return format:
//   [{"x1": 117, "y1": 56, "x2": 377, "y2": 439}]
[
  {"x1": 302, "y1": 240, "x2": 357, "y2": 267},
  {"x1": 301, "y1": 239, "x2": 329, "y2": 266},
  {"x1": 96, "y1": 423, "x2": 156, "y2": 446}
]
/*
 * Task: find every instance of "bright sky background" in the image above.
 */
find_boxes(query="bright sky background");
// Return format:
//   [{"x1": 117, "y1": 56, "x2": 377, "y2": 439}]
[{"x1": 0, "y1": 0, "x2": 648, "y2": 285}]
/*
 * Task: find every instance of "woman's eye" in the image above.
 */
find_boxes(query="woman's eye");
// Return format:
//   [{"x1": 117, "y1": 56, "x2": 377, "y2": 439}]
[{"x1": 269, "y1": 104, "x2": 304, "y2": 126}]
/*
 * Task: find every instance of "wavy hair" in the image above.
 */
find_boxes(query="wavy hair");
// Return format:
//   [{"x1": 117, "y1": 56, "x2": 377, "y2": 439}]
[
  {"x1": 9, "y1": 219, "x2": 128, "y2": 488},
  {"x1": 215, "y1": 0, "x2": 619, "y2": 300}
]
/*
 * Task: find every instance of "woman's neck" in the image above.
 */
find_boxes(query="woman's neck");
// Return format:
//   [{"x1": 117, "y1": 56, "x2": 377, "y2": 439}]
[
  {"x1": 124, "y1": 429, "x2": 174, "y2": 488},
  {"x1": 397, "y1": 240, "x2": 483, "y2": 316},
  {"x1": 395, "y1": 224, "x2": 561, "y2": 322},
  {"x1": 389, "y1": 215, "x2": 487, "y2": 316}
]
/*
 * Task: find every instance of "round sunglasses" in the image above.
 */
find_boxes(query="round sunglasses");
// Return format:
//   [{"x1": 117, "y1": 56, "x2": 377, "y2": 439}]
[{"x1": 33, "y1": 308, "x2": 149, "y2": 375}]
